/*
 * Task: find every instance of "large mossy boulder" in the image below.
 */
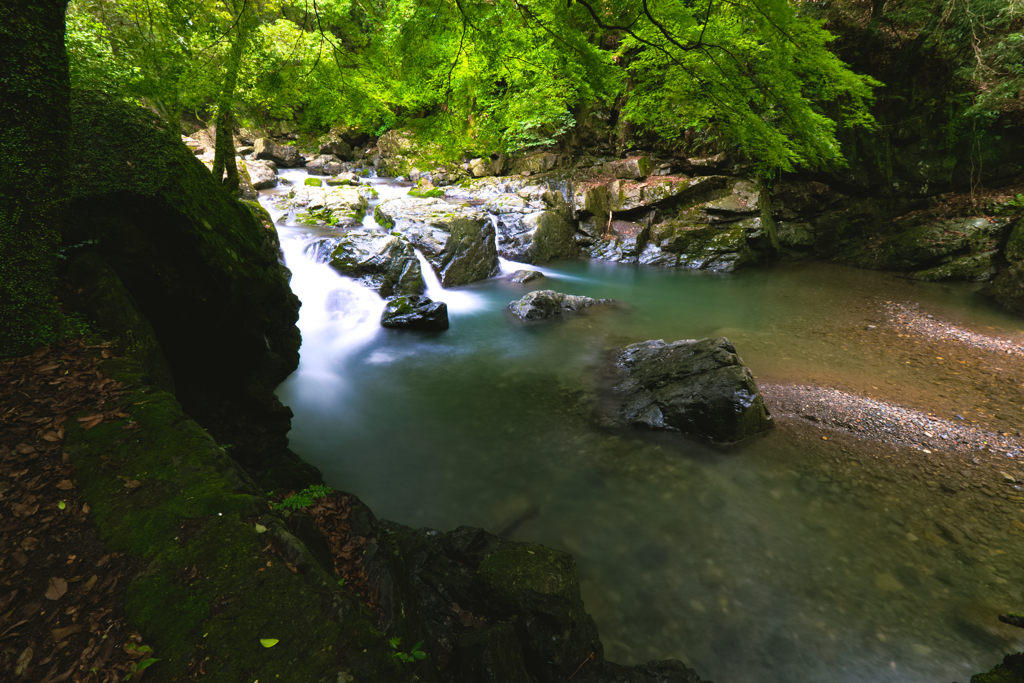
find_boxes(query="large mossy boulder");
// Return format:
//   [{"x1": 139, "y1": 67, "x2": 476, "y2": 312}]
[
  {"x1": 612, "y1": 337, "x2": 773, "y2": 443},
  {"x1": 325, "y1": 231, "x2": 425, "y2": 297},
  {"x1": 64, "y1": 90, "x2": 301, "y2": 469}
]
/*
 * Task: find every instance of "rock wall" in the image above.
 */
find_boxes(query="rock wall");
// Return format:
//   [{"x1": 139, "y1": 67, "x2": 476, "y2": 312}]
[{"x1": 62, "y1": 90, "x2": 304, "y2": 479}]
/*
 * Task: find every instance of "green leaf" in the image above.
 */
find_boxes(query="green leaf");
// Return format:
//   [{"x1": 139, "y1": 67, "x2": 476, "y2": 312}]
[
  {"x1": 136, "y1": 658, "x2": 160, "y2": 672},
  {"x1": 58, "y1": 501, "x2": 66, "y2": 510},
  {"x1": 254, "y1": 523, "x2": 267, "y2": 534},
  {"x1": 260, "y1": 639, "x2": 279, "y2": 648}
]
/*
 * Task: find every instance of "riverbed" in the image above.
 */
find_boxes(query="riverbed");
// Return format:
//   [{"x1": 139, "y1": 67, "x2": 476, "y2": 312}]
[{"x1": 266, "y1": 173, "x2": 1024, "y2": 683}]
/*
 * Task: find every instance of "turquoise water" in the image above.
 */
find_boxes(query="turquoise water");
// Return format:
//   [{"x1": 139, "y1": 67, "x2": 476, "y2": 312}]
[{"x1": 269, "y1": 175, "x2": 1024, "y2": 683}]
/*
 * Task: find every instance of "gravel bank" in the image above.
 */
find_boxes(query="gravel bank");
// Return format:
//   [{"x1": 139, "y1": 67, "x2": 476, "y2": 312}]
[
  {"x1": 763, "y1": 384, "x2": 1024, "y2": 462},
  {"x1": 884, "y1": 301, "x2": 1024, "y2": 356}
]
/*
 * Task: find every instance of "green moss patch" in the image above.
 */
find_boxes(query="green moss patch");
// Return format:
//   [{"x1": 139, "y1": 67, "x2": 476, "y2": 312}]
[{"x1": 65, "y1": 359, "x2": 400, "y2": 683}]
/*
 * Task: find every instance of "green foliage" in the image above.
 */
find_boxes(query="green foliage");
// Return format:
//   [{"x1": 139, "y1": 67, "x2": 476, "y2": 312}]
[
  {"x1": 276, "y1": 484, "x2": 332, "y2": 510},
  {"x1": 388, "y1": 637, "x2": 427, "y2": 664}
]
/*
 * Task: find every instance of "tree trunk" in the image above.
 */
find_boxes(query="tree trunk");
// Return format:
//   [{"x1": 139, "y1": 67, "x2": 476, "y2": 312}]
[
  {"x1": 211, "y1": 6, "x2": 250, "y2": 195},
  {"x1": 0, "y1": 0, "x2": 70, "y2": 356}
]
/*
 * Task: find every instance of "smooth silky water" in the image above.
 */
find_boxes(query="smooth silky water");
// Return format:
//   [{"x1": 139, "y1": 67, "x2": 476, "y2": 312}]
[{"x1": 266, "y1": 172, "x2": 1024, "y2": 683}]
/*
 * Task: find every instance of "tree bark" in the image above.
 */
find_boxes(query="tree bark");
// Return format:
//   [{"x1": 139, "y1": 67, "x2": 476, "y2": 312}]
[
  {"x1": 0, "y1": 0, "x2": 71, "y2": 356},
  {"x1": 211, "y1": 3, "x2": 251, "y2": 195}
]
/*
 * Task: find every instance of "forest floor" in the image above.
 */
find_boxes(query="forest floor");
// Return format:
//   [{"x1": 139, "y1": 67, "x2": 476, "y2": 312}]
[{"x1": 0, "y1": 340, "x2": 145, "y2": 682}]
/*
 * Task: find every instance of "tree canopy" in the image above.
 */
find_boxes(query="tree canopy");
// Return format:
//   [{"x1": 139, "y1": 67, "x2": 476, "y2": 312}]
[{"x1": 65, "y1": 0, "x2": 888, "y2": 172}]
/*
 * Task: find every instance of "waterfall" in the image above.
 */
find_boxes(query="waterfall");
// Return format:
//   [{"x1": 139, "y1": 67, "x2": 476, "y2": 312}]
[{"x1": 413, "y1": 250, "x2": 486, "y2": 314}]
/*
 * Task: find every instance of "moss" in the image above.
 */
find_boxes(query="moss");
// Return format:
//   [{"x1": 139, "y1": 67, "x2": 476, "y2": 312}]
[
  {"x1": 65, "y1": 357, "x2": 402, "y2": 683},
  {"x1": 479, "y1": 546, "x2": 576, "y2": 600},
  {"x1": 305, "y1": 177, "x2": 323, "y2": 187},
  {"x1": 0, "y1": 0, "x2": 73, "y2": 357},
  {"x1": 408, "y1": 187, "x2": 443, "y2": 199},
  {"x1": 1006, "y1": 218, "x2": 1024, "y2": 263}
]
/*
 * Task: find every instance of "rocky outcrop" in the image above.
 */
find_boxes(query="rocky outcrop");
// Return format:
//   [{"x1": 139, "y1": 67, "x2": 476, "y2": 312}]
[
  {"x1": 509, "y1": 290, "x2": 615, "y2": 321},
  {"x1": 324, "y1": 231, "x2": 425, "y2": 297},
  {"x1": 381, "y1": 295, "x2": 449, "y2": 330},
  {"x1": 285, "y1": 183, "x2": 369, "y2": 227},
  {"x1": 65, "y1": 90, "x2": 301, "y2": 472},
  {"x1": 375, "y1": 197, "x2": 500, "y2": 286},
  {"x1": 611, "y1": 337, "x2": 773, "y2": 443},
  {"x1": 254, "y1": 137, "x2": 303, "y2": 167},
  {"x1": 984, "y1": 217, "x2": 1024, "y2": 313}
]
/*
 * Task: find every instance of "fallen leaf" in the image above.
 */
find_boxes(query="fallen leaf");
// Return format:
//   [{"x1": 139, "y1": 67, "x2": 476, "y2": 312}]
[
  {"x1": 15, "y1": 444, "x2": 35, "y2": 454},
  {"x1": 254, "y1": 524, "x2": 267, "y2": 534},
  {"x1": 123, "y1": 479, "x2": 142, "y2": 489},
  {"x1": 82, "y1": 503, "x2": 91, "y2": 514},
  {"x1": 260, "y1": 638, "x2": 279, "y2": 648},
  {"x1": 79, "y1": 415, "x2": 104, "y2": 430},
  {"x1": 49, "y1": 624, "x2": 84, "y2": 642},
  {"x1": 1013, "y1": 520, "x2": 1024, "y2": 532},
  {"x1": 42, "y1": 432, "x2": 61, "y2": 442},
  {"x1": 21, "y1": 537, "x2": 39, "y2": 551},
  {"x1": 55, "y1": 479, "x2": 74, "y2": 490},
  {"x1": 44, "y1": 577, "x2": 68, "y2": 601},
  {"x1": 13, "y1": 551, "x2": 29, "y2": 566},
  {"x1": 80, "y1": 575, "x2": 98, "y2": 595},
  {"x1": 12, "y1": 503, "x2": 39, "y2": 517},
  {"x1": 101, "y1": 349, "x2": 112, "y2": 359},
  {"x1": 14, "y1": 646, "x2": 32, "y2": 676}
]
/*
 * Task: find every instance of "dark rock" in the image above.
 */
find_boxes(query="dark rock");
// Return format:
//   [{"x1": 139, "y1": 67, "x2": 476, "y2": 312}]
[
  {"x1": 62, "y1": 252, "x2": 175, "y2": 393},
  {"x1": 509, "y1": 290, "x2": 615, "y2": 320},
  {"x1": 253, "y1": 137, "x2": 302, "y2": 167},
  {"x1": 509, "y1": 270, "x2": 544, "y2": 284},
  {"x1": 65, "y1": 91, "x2": 301, "y2": 471},
  {"x1": 381, "y1": 295, "x2": 449, "y2": 331},
  {"x1": 613, "y1": 337, "x2": 773, "y2": 443},
  {"x1": 449, "y1": 621, "x2": 532, "y2": 683},
  {"x1": 375, "y1": 197, "x2": 500, "y2": 286},
  {"x1": 326, "y1": 231, "x2": 425, "y2": 297}
]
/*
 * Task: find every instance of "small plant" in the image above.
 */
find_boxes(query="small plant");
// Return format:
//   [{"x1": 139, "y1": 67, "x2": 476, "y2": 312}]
[
  {"x1": 389, "y1": 637, "x2": 427, "y2": 664},
  {"x1": 275, "y1": 484, "x2": 332, "y2": 510},
  {"x1": 123, "y1": 642, "x2": 160, "y2": 680}
]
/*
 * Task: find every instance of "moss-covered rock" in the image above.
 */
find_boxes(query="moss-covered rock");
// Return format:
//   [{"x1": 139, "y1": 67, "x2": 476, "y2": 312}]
[
  {"x1": 64, "y1": 90, "x2": 301, "y2": 471},
  {"x1": 326, "y1": 230, "x2": 425, "y2": 297},
  {"x1": 64, "y1": 359, "x2": 400, "y2": 683},
  {"x1": 910, "y1": 251, "x2": 996, "y2": 281},
  {"x1": 63, "y1": 252, "x2": 175, "y2": 393},
  {"x1": 971, "y1": 653, "x2": 1024, "y2": 683},
  {"x1": 305, "y1": 176, "x2": 323, "y2": 186}
]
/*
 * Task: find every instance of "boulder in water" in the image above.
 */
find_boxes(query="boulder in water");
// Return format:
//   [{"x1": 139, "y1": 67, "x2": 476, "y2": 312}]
[
  {"x1": 381, "y1": 295, "x2": 449, "y2": 331},
  {"x1": 509, "y1": 290, "x2": 615, "y2": 320},
  {"x1": 326, "y1": 231, "x2": 425, "y2": 297},
  {"x1": 509, "y1": 269, "x2": 544, "y2": 284},
  {"x1": 375, "y1": 196, "x2": 500, "y2": 286},
  {"x1": 305, "y1": 153, "x2": 345, "y2": 176},
  {"x1": 613, "y1": 337, "x2": 773, "y2": 443}
]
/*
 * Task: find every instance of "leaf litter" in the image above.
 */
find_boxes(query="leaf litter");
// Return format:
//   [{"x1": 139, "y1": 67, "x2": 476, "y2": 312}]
[{"x1": 1, "y1": 339, "x2": 149, "y2": 681}]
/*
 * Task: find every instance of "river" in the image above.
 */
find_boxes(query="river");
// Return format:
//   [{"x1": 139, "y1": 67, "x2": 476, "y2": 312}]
[{"x1": 265, "y1": 171, "x2": 1024, "y2": 683}]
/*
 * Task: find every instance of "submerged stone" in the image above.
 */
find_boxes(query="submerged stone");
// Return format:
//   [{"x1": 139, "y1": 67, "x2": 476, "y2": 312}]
[
  {"x1": 509, "y1": 290, "x2": 615, "y2": 320},
  {"x1": 380, "y1": 295, "x2": 449, "y2": 330},
  {"x1": 613, "y1": 337, "x2": 773, "y2": 443}
]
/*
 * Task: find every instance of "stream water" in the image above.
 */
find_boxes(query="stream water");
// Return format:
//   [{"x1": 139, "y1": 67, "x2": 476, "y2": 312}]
[{"x1": 265, "y1": 172, "x2": 1024, "y2": 683}]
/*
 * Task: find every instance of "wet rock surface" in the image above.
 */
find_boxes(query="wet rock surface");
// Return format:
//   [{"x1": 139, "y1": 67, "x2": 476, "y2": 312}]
[
  {"x1": 611, "y1": 337, "x2": 774, "y2": 443},
  {"x1": 381, "y1": 294, "x2": 449, "y2": 330},
  {"x1": 323, "y1": 230, "x2": 425, "y2": 297},
  {"x1": 509, "y1": 269, "x2": 544, "y2": 283},
  {"x1": 509, "y1": 290, "x2": 616, "y2": 321}
]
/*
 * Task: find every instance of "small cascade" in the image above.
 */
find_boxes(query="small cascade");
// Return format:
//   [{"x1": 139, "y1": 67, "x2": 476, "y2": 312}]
[
  {"x1": 490, "y1": 215, "x2": 572, "y2": 280},
  {"x1": 413, "y1": 250, "x2": 485, "y2": 314},
  {"x1": 277, "y1": 230, "x2": 385, "y2": 370}
]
